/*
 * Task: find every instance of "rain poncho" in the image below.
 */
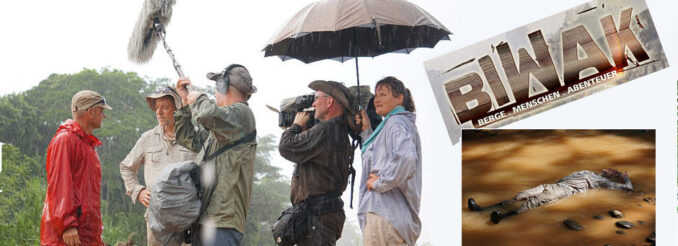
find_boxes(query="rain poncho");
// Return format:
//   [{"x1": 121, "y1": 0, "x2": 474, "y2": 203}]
[{"x1": 41, "y1": 119, "x2": 104, "y2": 245}]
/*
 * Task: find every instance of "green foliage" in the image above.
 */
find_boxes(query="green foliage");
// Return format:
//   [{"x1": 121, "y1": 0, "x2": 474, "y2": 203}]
[
  {"x1": 0, "y1": 69, "x2": 289, "y2": 245},
  {"x1": 0, "y1": 95, "x2": 41, "y2": 158},
  {"x1": 242, "y1": 134, "x2": 291, "y2": 245},
  {"x1": 0, "y1": 144, "x2": 44, "y2": 245}
]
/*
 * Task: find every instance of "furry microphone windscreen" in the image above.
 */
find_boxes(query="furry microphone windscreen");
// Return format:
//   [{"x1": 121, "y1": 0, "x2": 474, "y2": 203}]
[{"x1": 127, "y1": 0, "x2": 177, "y2": 63}]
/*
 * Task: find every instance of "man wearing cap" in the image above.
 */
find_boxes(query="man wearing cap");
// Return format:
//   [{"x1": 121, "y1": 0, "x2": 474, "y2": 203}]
[
  {"x1": 119, "y1": 87, "x2": 198, "y2": 245},
  {"x1": 41, "y1": 90, "x2": 112, "y2": 246},
  {"x1": 278, "y1": 80, "x2": 356, "y2": 245},
  {"x1": 174, "y1": 64, "x2": 257, "y2": 246}
]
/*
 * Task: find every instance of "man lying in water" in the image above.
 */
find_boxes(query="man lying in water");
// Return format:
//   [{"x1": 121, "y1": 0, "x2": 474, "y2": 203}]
[{"x1": 467, "y1": 169, "x2": 633, "y2": 224}]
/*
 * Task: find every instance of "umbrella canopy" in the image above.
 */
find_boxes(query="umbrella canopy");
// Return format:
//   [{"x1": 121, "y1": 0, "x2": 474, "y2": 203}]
[{"x1": 263, "y1": 0, "x2": 451, "y2": 63}]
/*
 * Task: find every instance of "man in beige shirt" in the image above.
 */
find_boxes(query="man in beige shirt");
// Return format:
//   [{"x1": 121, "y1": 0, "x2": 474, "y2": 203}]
[{"x1": 120, "y1": 87, "x2": 198, "y2": 245}]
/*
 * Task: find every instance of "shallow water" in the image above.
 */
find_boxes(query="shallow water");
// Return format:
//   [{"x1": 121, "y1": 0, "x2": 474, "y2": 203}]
[{"x1": 462, "y1": 130, "x2": 655, "y2": 246}]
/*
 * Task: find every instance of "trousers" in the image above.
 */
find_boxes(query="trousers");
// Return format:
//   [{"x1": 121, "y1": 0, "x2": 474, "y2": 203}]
[
  {"x1": 362, "y1": 213, "x2": 407, "y2": 246},
  {"x1": 193, "y1": 227, "x2": 242, "y2": 246}
]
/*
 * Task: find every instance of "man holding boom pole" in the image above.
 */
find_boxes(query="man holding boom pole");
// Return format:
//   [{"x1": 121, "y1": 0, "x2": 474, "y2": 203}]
[{"x1": 173, "y1": 64, "x2": 257, "y2": 246}]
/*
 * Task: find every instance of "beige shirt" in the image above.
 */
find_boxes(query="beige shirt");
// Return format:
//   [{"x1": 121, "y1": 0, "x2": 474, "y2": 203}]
[{"x1": 120, "y1": 125, "x2": 198, "y2": 203}]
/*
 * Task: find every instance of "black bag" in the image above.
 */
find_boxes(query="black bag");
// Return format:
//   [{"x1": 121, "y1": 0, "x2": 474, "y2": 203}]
[
  {"x1": 272, "y1": 203, "x2": 311, "y2": 246},
  {"x1": 272, "y1": 191, "x2": 343, "y2": 245}
]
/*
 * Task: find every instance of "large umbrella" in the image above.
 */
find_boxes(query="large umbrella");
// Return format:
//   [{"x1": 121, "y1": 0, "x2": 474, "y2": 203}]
[{"x1": 263, "y1": 0, "x2": 452, "y2": 109}]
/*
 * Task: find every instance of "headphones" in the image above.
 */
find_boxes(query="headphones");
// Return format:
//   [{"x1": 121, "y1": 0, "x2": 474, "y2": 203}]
[{"x1": 213, "y1": 64, "x2": 246, "y2": 94}]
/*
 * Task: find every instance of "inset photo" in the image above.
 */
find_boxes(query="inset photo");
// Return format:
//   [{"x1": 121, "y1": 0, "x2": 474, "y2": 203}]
[{"x1": 462, "y1": 130, "x2": 655, "y2": 245}]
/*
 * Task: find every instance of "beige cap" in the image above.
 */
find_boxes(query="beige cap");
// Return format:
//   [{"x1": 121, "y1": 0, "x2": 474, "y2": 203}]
[
  {"x1": 71, "y1": 90, "x2": 113, "y2": 112},
  {"x1": 146, "y1": 87, "x2": 182, "y2": 111}
]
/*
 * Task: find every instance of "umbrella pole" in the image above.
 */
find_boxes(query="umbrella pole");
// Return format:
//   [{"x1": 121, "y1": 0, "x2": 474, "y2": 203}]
[
  {"x1": 353, "y1": 28, "x2": 361, "y2": 111},
  {"x1": 355, "y1": 56, "x2": 361, "y2": 110},
  {"x1": 352, "y1": 29, "x2": 364, "y2": 149}
]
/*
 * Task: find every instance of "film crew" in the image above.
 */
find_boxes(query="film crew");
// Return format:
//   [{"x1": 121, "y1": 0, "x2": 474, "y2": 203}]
[
  {"x1": 41, "y1": 90, "x2": 113, "y2": 246},
  {"x1": 277, "y1": 80, "x2": 357, "y2": 245},
  {"x1": 355, "y1": 76, "x2": 422, "y2": 246},
  {"x1": 467, "y1": 169, "x2": 634, "y2": 224},
  {"x1": 173, "y1": 64, "x2": 257, "y2": 246},
  {"x1": 119, "y1": 87, "x2": 198, "y2": 245}
]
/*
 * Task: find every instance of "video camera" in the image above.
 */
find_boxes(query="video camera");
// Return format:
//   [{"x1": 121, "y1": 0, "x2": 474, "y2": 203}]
[
  {"x1": 277, "y1": 93, "x2": 318, "y2": 129},
  {"x1": 270, "y1": 86, "x2": 382, "y2": 132}
]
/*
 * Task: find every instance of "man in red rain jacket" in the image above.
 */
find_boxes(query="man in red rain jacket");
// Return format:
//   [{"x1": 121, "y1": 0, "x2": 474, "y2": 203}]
[{"x1": 41, "y1": 90, "x2": 112, "y2": 246}]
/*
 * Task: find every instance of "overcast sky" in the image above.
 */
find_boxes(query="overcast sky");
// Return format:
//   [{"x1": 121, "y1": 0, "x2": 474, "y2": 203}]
[{"x1": 1, "y1": 0, "x2": 676, "y2": 245}]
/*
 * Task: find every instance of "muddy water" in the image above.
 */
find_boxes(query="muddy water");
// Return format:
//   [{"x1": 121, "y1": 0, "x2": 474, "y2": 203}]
[{"x1": 462, "y1": 130, "x2": 655, "y2": 246}]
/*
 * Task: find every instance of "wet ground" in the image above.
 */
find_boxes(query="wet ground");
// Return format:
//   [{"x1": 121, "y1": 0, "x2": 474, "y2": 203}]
[{"x1": 462, "y1": 130, "x2": 655, "y2": 246}]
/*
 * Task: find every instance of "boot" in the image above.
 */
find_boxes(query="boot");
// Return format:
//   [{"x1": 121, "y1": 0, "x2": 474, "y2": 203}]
[
  {"x1": 468, "y1": 198, "x2": 481, "y2": 211},
  {"x1": 491, "y1": 210, "x2": 518, "y2": 224}
]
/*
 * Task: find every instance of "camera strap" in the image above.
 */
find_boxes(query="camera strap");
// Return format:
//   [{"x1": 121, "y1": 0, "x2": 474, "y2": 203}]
[{"x1": 203, "y1": 130, "x2": 257, "y2": 162}]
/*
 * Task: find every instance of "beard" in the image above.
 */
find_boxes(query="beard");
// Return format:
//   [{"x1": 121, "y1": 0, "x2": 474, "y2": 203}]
[{"x1": 157, "y1": 116, "x2": 174, "y2": 128}]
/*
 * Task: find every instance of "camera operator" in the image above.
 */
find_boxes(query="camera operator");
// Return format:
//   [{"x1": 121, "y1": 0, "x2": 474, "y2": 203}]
[{"x1": 278, "y1": 80, "x2": 356, "y2": 246}]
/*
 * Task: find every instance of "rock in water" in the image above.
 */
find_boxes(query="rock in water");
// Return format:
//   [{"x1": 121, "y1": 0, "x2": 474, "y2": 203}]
[
  {"x1": 615, "y1": 220, "x2": 635, "y2": 229},
  {"x1": 563, "y1": 219, "x2": 582, "y2": 231},
  {"x1": 615, "y1": 230, "x2": 625, "y2": 234},
  {"x1": 593, "y1": 214, "x2": 604, "y2": 220},
  {"x1": 608, "y1": 210, "x2": 623, "y2": 218}
]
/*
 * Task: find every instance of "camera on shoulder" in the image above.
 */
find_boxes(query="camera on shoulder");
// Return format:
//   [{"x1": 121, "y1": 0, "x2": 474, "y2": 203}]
[{"x1": 277, "y1": 93, "x2": 318, "y2": 129}]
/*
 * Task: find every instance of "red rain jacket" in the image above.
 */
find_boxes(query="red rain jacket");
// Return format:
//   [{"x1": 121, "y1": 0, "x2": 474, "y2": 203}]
[{"x1": 40, "y1": 120, "x2": 104, "y2": 245}]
